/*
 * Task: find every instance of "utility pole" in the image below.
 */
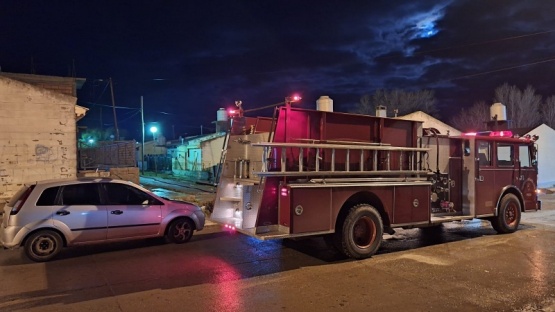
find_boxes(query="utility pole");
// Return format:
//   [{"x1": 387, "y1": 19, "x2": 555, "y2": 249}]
[
  {"x1": 109, "y1": 77, "x2": 120, "y2": 141},
  {"x1": 141, "y1": 96, "x2": 145, "y2": 174}
]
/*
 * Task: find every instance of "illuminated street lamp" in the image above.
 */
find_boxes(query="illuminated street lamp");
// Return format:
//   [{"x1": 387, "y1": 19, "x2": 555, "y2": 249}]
[{"x1": 150, "y1": 126, "x2": 158, "y2": 141}]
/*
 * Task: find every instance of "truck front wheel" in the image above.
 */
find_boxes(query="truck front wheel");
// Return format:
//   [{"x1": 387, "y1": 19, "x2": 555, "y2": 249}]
[
  {"x1": 340, "y1": 204, "x2": 383, "y2": 259},
  {"x1": 490, "y1": 194, "x2": 521, "y2": 234}
]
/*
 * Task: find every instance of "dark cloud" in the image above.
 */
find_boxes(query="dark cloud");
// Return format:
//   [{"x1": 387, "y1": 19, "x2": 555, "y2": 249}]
[{"x1": 1, "y1": 0, "x2": 554, "y2": 138}]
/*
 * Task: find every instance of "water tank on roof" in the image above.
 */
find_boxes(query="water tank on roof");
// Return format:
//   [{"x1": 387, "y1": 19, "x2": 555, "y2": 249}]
[
  {"x1": 217, "y1": 108, "x2": 228, "y2": 122},
  {"x1": 316, "y1": 96, "x2": 333, "y2": 112},
  {"x1": 490, "y1": 102, "x2": 507, "y2": 121}
]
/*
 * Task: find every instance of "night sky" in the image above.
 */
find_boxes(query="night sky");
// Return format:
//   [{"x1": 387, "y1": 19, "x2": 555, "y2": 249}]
[{"x1": 1, "y1": 1, "x2": 554, "y2": 140}]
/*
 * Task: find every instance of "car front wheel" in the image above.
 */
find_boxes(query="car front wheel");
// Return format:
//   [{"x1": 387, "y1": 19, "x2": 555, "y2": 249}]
[
  {"x1": 24, "y1": 230, "x2": 63, "y2": 262},
  {"x1": 167, "y1": 218, "x2": 194, "y2": 244}
]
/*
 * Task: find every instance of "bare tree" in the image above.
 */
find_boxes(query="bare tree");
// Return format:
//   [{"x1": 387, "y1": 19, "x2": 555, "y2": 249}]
[
  {"x1": 450, "y1": 101, "x2": 490, "y2": 132},
  {"x1": 353, "y1": 89, "x2": 438, "y2": 117},
  {"x1": 494, "y1": 83, "x2": 542, "y2": 128},
  {"x1": 541, "y1": 95, "x2": 555, "y2": 129}
]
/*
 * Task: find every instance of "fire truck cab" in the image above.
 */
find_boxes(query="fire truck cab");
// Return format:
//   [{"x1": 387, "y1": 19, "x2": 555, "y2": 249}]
[{"x1": 211, "y1": 105, "x2": 540, "y2": 259}]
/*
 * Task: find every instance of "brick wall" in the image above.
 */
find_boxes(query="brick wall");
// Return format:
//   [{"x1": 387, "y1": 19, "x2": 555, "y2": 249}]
[{"x1": 0, "y1": 76, "x2": 78, "y2": 204}]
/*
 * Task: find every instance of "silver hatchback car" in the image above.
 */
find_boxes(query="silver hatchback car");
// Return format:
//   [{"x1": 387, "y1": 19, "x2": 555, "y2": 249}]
[{"x1": 1, "y1": 178, "x2": 205, "y2": 262}]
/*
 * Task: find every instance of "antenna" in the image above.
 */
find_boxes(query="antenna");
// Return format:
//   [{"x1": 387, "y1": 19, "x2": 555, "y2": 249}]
[{"x1": 30, "y1": 57, "x2": 36, "y2": 74}]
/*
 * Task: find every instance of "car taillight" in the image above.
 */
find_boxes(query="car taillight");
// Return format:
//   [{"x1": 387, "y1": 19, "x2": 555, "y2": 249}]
[{"x1": 10, "y1": 185, "x2": 34, "y2": 215}]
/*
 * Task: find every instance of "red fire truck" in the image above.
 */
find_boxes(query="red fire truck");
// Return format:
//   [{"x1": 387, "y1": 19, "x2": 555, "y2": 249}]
[{"x1": 211, "y1": 103, "x2": 541, "y2": 259}]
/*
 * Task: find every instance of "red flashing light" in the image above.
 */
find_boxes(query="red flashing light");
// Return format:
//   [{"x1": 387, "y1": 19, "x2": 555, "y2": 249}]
[
  {"x1": 489, "y1": 131, "x2": 513, "y2": 137},
  {"x1": 224, "y1": 224, "x2": 236, "y2": 231},
  {"x1": 286, "y1": 95, "x2": 302, "y2": 103},
  {"x1": 280, "y1": 187, "x2": 288, "y2": 196},
  {"x1": 464, "y1": 132, "x2": 477, "y2": 136}
]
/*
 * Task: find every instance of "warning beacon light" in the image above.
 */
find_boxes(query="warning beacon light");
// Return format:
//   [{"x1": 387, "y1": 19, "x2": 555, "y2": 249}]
[
  {"x1": 489, "y1": 130, "x2": 513, "y2": 137},
  {"x1": 285, "y1": 94, "x2": 302, "y2": 105},
  {"x1": 228, "y1": 100, "x2": 244, "y2": 117}
]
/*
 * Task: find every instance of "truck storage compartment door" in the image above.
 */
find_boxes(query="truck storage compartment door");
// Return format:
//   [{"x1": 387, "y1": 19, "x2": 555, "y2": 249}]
[{"x1": 289, "y1": 187, "x2": 332, "y2": 234}]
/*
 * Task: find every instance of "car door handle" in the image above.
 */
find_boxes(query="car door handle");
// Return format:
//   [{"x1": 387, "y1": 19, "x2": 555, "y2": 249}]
[
  {"x1": 55, "y1": 210, "x2": 70, "y2": 216},
  {"x1": 111, "y1": 210, "x2": 123, "y2": 215}
]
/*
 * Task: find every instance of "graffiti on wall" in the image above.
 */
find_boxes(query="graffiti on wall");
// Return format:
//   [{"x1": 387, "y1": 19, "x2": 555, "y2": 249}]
[{"x1": 35, "y1": 144, "x2": 54, "y2": 162}]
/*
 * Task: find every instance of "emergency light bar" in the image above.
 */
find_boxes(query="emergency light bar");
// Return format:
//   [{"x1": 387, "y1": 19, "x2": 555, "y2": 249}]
[
  {"x1": 489, "y1": 131, "x2": 513, "y2": 137},
  {"x1": 463, "y1": 131, "x2": 514, "y2": 137}
]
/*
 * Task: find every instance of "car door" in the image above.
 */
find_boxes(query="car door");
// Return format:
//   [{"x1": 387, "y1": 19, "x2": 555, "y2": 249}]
[
  {"x1": 102, "y1": 182, "x2": 163, "y2": 240},
  {"x1": 53, "y1": 183, "x2": 108, "y2": 243}
]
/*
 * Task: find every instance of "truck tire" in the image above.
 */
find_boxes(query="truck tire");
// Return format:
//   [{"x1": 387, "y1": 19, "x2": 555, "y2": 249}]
[
  {"x1": 490, "y1": 194, "x2": 521, "y2": 234},
  {"x1": 24, "y1": 230, "x2": 63, "y2": 262},
  {"x1": 340, "y1": 204, "x2": 383, "y2": 259}
]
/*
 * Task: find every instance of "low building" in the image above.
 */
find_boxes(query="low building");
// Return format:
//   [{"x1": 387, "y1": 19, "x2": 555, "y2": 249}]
[
  {"x1": 173, "y1": 133, "x2": 226, "y2": 181},
  {"x1": 522, "y1": 124, "x2": 555, "y2": 188},
  {"x1": 398, "y1": 111, "x2": 462, "y2": 136},
  {"x1": 0, "y1": 73, "x2": 86, "y2": 206}
]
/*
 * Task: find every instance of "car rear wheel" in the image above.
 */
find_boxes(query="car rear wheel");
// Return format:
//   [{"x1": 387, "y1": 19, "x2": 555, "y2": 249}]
[
  {"x1": 167, "y1": 218, "x2": 194, "y2": 244},
  {"x1": 24, "y1": 230, "x2": 63, "y2": 262}
]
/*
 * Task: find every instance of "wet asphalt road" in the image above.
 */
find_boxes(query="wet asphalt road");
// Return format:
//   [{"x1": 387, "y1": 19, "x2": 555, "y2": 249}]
[{"x1": 0, "y1": 187, "x2": 554, "y2": 311}]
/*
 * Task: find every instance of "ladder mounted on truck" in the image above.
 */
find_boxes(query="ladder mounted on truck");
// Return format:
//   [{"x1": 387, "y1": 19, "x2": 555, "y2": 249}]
[{"x1": 251, "y1": 141, "x2": 430, "y2": 178}]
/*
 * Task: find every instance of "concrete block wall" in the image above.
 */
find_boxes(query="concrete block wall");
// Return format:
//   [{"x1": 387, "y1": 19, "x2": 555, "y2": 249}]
[
  {"x1": 0, "y1": 76, "x2": 78, "y2": 203},
  {"x1": 109, "y1": 167, "x2": 140, "y2": 185},
  {"x1": 76, "y1": 168, "x2": 139, "y2": 185}
]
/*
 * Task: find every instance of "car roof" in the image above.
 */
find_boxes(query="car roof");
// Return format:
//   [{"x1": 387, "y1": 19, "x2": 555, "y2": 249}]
[{"x1": 26, "y1": 177, "x2": 135, "y2": 188}]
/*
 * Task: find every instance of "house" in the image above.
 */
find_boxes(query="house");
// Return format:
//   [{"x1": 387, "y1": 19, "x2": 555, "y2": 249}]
[
  {"x1": 0, "y1": 73, "x2": 86, "y2": 206},
  {"x1": 173, "y1": 132, "x2": 226, "y2": 181},
  {"x1": 398, "y1": 111, "x2": 462, "y2": 136},
  {"x1": 522, "y1": 124, "x2": 555, "y2": 188}
]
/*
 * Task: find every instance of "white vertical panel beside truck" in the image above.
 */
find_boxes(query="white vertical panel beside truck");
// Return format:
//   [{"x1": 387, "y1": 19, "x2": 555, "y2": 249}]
[{"x1": 211, "y1": 104, "x2": 540, "y2": 259}]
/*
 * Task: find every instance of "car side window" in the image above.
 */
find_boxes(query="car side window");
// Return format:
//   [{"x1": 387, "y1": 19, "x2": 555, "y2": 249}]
[
  {"x1": 61, "y1": 184, "x2": 101, "y2": 205},
  {"x1": 37, "y1": 186, "x2": 61, "y2": 206},
  {"x1": 102, "y1": 183, "x2": 161, "y2": 205}
]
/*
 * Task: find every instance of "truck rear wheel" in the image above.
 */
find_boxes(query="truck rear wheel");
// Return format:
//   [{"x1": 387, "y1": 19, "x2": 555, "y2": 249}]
[
  {"x1": 490, "y1": 194, "x2": 521, "y2": 234},
  {"x1": 340, "y1": 204, "x2": 383, "y2": 259}
]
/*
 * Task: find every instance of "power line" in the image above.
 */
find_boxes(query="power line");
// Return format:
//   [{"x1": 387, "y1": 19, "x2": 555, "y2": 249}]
[{"x1": 447, "y1": 56, "x2": 555, "y2": 82}]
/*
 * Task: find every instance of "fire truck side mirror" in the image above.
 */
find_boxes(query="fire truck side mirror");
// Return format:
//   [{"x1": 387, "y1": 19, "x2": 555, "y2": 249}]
[{"x1": 463, "y1": 140, "x2": 471, "y2": 156}]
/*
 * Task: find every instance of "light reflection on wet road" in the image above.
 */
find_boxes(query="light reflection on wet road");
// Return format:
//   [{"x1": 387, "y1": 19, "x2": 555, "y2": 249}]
[{"x1": 0, "y1": 185, "x2": 554, "y2": 311}]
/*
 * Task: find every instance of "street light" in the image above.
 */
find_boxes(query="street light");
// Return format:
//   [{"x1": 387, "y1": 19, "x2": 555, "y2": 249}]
[{"x1": 150, "y1": 126, "x2": 158, "y2": 141}]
